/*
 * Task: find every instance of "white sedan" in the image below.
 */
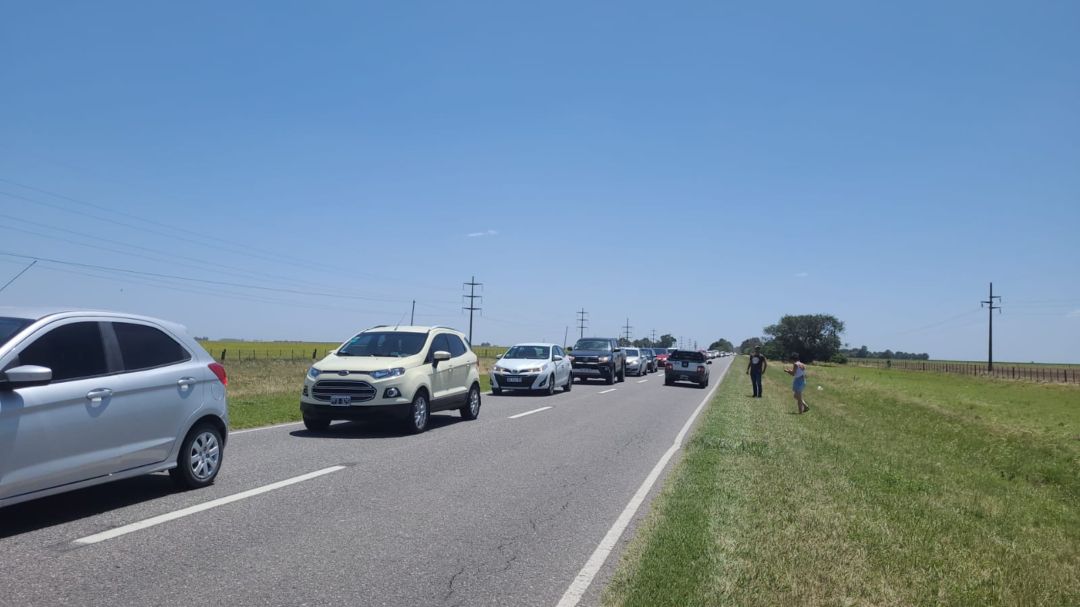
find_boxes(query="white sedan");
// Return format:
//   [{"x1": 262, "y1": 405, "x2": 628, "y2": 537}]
[{"x1": 490, "y1": 343, "x2": 573, "y2": 395}]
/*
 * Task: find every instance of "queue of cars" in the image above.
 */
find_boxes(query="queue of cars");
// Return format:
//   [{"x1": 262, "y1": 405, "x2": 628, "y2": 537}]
[{"x1": 0, "y1": 310, "x2": 715, "y2": 509}]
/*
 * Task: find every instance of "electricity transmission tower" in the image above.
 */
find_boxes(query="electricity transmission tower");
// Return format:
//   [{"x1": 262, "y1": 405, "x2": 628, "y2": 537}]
[
  {"x1": 576, "y1": 308, "x2": 588, "y2": 339},
  {"x1": 981, "y1": 282, "x2": 1002, "y2": 371},
  {"x1": 622, "y1": 318, "x2": 633, "y2": 344},
  {"x1": 462, "y1": 276, "x2": 482, "y2": 344}
]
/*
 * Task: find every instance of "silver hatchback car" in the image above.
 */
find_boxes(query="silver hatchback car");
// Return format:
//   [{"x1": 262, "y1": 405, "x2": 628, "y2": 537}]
[{"x1": 0, "y1": 307, "x2": 229, "y2": 508}]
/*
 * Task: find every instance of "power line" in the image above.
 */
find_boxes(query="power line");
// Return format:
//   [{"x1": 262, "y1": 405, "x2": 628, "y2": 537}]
[
  {"x1": 981, "y1": 282, "x2": 1003, "y2": 371},
  {"x1": 0, "y1": 259, "x2": 36, "y2": 294},
  {"x1": 576, "y1": 308, "x2": 588, "y2": 340},
  {"x1": 463, "y1": 276, "x2": 482, "y2": 344}
]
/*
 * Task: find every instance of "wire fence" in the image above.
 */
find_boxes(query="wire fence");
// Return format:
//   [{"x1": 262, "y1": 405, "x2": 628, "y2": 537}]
[
  {"x1": 210, "y1": 346, "x2": 510, "y2": 363},
  {"x1": 847, "y1": 359, "x2": 1080, "y2": 384}
]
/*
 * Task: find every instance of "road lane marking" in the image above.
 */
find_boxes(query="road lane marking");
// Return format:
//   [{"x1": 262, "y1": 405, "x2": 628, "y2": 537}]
[
  {"x1": 230, "y1": 421, "x2": 304, "y2": 435},
  {"x1": 636, "y1": 379, "x2": 648, "y2": 384},
  {"x1": 598, "y1": 389, "x2": 616, "y2": 394},
  {"x1": 555, "y1": 363, "x2": 729, "y2": 607},
  {"x1": 508, "y1": 406, "x2": 552, "y2": 419},
  {"x1": 73, "y1": 466, "x2": 346, "y2": 545}
]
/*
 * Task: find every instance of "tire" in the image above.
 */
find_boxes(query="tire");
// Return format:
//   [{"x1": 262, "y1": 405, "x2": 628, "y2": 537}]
[
  {"x1": 403, "y1": 390, "x2": 430, "y2": 434},
  {"x1": 460, "y1": 384, "x2": 481, "y2": 420},
  {"x1": 617, "y1": 364, "x2": 626, "y2": 382},
  {"x1": 665, "y1": 377, "x2": 674, "y2": 386},
  {"x1": 546, "y1": 374, "x2": 556, "y2": 396},
  {"x1": 605, "y1": 369, "x2": 615, "y2": 385},
  {"x1": 303, "y1": 414, "x2": 331, "y2": 432},
  {"x1": 564, "y1": 372, "x2": 572, "y2": 392},
  {"x1": 492, "y1": 387, "x2": 502, "y2": 395},
  {"x1": 169, "y1": 422, "x2": 224, "y2": 489}
]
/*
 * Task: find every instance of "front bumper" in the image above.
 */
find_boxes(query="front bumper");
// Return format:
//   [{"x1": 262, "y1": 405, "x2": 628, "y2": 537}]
[
  {"x1": 301, "y1": 376, "x2": 412, "y2": 409},
  {"x1": 572, "y1": 364, "x2": 613, "y2": 378},
  {"x1": 490, "y1": 372, "x2": 543, "y2": 391},
  {"x1": 300, "y1": 400, "x2": 409, "y2": 420}
]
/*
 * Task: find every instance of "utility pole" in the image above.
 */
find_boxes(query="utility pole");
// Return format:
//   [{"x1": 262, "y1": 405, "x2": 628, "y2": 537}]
[
  {"x1": 650, "y1": 329, "x2": 657, "y2": 345},
  {"x1": 623, "y1": 318, "x2": 633, "y2": 344},
  {"x1": 410, "y1": 300, "x2": 415, "y2": 325},
  {"x1": 981, "y1": 282, "x2": 1002, "y2": 371},
  {"x1": 462, "y1": 276, "x2": 482, "y2": 344},
  {"x1": 576, "y1": 308, "x2": 588, "y2": 339}
]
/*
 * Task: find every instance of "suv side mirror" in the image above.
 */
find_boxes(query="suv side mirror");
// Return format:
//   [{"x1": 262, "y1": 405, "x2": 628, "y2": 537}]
[
  {"x1": 706, "y1": 360, "x2": 713, "y2": 365},
  {"x1": 2, "y1": 365, "x2": 53, "y2": 387},
  {"x1": 613, "y1": 348, "x2": 622, "y2": 353},
  {"x1": 432, "y1": 351, "x2": 451, "y2": 363}
]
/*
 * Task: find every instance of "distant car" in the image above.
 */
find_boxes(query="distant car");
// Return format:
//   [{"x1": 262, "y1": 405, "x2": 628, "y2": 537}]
[
  {"x1": 624, "y1": 348, "x2": 648, "y2": 377},
  {"x1": 301, "y1": 325, "x2": 482, "y2": 434},
  {"x1": 664, "y1": 349, "x2": 712, "y2": 388},
  {"x1": 641, "y1": 348, "x2": 658, "y2": 373},
  {"x1": 0, "y1": 307, "x2": 230, "y2": 509},
  {"x1": 653, "y1": 348, "x2": 670, "y2": 369},
  {"x1": 569, "y1": 337, "x2": 626, "y2": 384},
  {"x1": 490, "y1": 343, "x2": 572, "y2": 395}
]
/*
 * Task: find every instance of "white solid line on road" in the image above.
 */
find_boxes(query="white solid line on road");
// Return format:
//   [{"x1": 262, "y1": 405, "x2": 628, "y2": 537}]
[
  {"x1": 508, "y1": 406, "x2": 552, "y2": 419},
  {"x1": 73, "y1": 466, "x2": 346, "y2": 545},
  {"x1": 598, "y1": 388, "x2": 616, "y2": 394},
  {"x1": 636, "y1": 379, "x2": 648, "y2": 384},
  {"x1": 554, "y1": 362, "x2": 729, "y2": 607},
  {"x1": 230, "y1": 421, "x2": 304, "y2": 435}
]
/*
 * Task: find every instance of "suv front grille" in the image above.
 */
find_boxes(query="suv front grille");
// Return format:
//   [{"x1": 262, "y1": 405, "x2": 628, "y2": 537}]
[
  {"x1": 312, "y1": 380, "x2": 377, "y2": 402},
  {"x1": 574, "y1": 356, "x2": 600, "y2": 364}
]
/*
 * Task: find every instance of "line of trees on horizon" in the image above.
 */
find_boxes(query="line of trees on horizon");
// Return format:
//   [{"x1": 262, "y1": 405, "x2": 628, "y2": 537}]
[{"x1": 736, "y1": 315, "x2": 929, "y2": 363}]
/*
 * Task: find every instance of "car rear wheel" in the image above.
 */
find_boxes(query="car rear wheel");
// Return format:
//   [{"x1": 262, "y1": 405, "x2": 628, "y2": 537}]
[
  {"x1": 170, "y1": 422, "x2": 223, "y2": 489},
  {"x1": 460, "y1": 385, "x2": 481, "y2": 420},
  {"x1": 563, "y1": 372, "x2": 572, "y2": 392},
  {"x1": 404, "y1": 390, "x2": 430, "y2": 434},
  {"x1": 303, "y1": 414, "x2": 331, "y2": 432}
]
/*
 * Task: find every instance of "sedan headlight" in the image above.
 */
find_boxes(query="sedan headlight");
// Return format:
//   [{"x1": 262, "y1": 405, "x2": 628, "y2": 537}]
[
  {"x1": 493, "y1": 365, "x2": 507, "y2": 373},
  {"x1": 370, "y1": 367, "x2": 406, "y2": 379},
  {"x1": 523, "y1": 367, "x2": 544, "y2": 374},
  {"x1": 307, "y1": 367, "x2": 320, "y2": 380},
  {"x1": 598, "y1": 356, "x2": 611, "y2": 363}
]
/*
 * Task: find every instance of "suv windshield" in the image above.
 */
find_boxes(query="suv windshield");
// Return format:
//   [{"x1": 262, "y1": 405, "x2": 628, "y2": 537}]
[
  {"x1": 0, "y1": 317, "x2": 32, "y2": 349},
  {"x1": 338, "y1": 331, "x2": 428, "y2": 357},
  {"x1": 574, "y1": 339, "x2": 612, "y2": 351},
  {"x1": 503, "y1": 345, "x2": 550, "y2": 360},
  {"x1": 625, "y1": 349, "x2": 639, "y2": 356}
]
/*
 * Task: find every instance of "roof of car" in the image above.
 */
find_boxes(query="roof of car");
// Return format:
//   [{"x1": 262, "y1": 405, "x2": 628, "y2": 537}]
[
  {"x1": 362, "y1": 325, "x2": 462, "y2": 334},
  {"x1": 509, "y1": 342, "x2": 559, "y2": 347},
  {"x1": 0, "y1": 307, "x2": 192, "y2": 336}
]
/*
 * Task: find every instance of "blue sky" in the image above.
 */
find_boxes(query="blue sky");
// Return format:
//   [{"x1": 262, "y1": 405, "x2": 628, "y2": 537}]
[{"x1": 2, "y1": 1, "x2": 1078, "y2": 362}]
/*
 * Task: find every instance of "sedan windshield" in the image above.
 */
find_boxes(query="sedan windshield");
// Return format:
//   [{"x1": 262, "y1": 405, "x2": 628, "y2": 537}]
[
  {"x1": 338, "y1": 331, "x2": 428, "y2": 357},
  {"x1": 0, "y1": 317, "x2": 32, "y2": 349},
  {"x1": 625, "y1": 349, "x2": 639, "y2": 357},
  {"x1": 503, "y1": 345, "x2": 550, "y2": 360},
  {"x1": 574, "y1": 339, "x2": 612, "y2": 351}
]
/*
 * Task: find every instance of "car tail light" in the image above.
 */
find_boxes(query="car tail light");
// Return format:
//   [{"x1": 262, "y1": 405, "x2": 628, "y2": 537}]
[
  {"x1": 209, "y1": 362, "x2": 228, "y2": 386},
  {"x1": 697, "y1": 365, "x2": 706, "y2": 374},
  {"x1": 665, "y1": 362, "x2": 673, "y2": 370}
]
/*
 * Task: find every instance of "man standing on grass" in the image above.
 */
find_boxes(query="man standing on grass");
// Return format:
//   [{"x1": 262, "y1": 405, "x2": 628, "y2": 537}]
[{"x1": 746, "y1": 346, "x2": 767, "y2": 397}]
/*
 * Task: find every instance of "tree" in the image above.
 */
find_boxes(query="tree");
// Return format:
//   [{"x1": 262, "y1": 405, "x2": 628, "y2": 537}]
[
  {"x1": 708, "y1": 338, "x2": 735, "y2": 352},
  {"x1": 738, "y1": 337, "x2": 763, "y2": 354},
  {"x1": 617, "y1": 337, "x2": 632, "y2": 347},
  {"x1": 657, "y1": 334, "x2": 677, "y2": 348},
  {"x1": 762, "y1": 314, "x2": 845, "y2": 364}
]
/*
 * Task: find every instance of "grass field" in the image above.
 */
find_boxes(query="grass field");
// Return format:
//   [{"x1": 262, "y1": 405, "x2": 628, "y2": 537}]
[{"x1": 603, "y1": 357, "x2": 1080, "y2": 606}]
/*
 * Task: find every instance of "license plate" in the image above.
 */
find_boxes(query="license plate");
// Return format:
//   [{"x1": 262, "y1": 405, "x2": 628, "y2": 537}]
[
  {"x1": 330, "y1": 395, "x2": 351, "y2": 406},
  {"x1": 506, "y1": 376, "x2": 523, "y2": 383},
  {"x1": 681, "y1": 361, "x2": 688, "y2": 368}
]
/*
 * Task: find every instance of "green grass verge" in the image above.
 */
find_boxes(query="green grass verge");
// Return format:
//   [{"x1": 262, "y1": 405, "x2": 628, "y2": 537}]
[
  {"x1": 603, "y1": 357, "x2": 1080, "y2": 606},
  {"x1": 224, "y1": 359, "x2": 492, "y2": 429}
]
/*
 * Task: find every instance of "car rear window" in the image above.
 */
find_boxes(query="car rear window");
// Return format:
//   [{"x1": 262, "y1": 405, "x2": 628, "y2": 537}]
[
  {"x1": 113, "y1": 322, "x2": 191, "y2": 371},
  {"x1": 669, "y1": 350, "x2": 706, "y2": 362}
]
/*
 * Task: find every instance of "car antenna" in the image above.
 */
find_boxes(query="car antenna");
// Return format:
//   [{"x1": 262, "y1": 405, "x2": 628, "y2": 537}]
[{"x1": 394, "y1": 309, "x2": 408, "y2": 330}]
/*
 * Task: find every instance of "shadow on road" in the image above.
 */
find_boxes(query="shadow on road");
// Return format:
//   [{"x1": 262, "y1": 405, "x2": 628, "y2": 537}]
[
  {"x1": 288, "y1": 413, "x2": 465, "y2": 439},
  {"x1": 0, "y1": 474, "x2": 181, "y2": 539}
]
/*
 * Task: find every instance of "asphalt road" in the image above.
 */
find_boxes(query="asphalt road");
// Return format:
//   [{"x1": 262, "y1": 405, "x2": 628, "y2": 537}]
[{"x1": 0, "y1": 357, "x2": 733, "y2": 607}]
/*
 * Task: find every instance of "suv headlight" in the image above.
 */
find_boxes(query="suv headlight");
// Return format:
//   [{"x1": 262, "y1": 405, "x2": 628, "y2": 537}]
[
  {"x1": 307, "y1": 367, "x2": 320, "y2": 380},
  {"x1": 598, "y1": 356, "x2": 611, "y2": 363},
  {"x1": 370, "y1": 367, "x2": 406, "y2": 379}
]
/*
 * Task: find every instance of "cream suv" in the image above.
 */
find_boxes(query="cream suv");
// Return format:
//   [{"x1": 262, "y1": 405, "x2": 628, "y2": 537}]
[{"x1": 300, "y1": 325, "x2": 482, "y2": 433}]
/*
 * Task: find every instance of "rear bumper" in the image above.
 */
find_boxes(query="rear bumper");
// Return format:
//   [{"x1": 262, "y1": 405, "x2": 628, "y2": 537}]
[{"x1": 665, "y1": 370, "x2": 707, "y2": 384}]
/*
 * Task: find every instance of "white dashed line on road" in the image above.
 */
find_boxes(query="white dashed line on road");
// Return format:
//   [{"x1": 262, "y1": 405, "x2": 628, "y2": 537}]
[
  {"x1": 636, "y1": 379, "x2": 648, "y2": 384},
  {"x1": 230, "y1": 421, "x2": 304, "y2": 435},
  {"x1": 598, "y1": 389, "x2": 616, "y2": 394},
  {"x1": 73, "y1": 466, "x2": 346, "y2": 545},
  {"x1": 508, "y1": 406, "x2": 552, "y2": 419}
]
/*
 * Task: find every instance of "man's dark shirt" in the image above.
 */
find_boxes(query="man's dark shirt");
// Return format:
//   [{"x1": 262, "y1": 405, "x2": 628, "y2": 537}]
[{"x1": 748, "y1": 354, "x2": 767, "y2": 373}]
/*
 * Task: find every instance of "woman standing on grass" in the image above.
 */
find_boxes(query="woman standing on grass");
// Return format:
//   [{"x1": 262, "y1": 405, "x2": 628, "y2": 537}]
[{"x1": 785, "y1": 353, "x2": 809, "y2": 414}]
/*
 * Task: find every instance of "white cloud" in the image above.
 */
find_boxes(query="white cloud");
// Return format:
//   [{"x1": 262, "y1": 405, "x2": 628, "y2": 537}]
[
  {"x1": 467, "y1": 229, "x2": 499, "y2": 238},
  {"x1": 794, "y1": 272, "x2": 809, "y2": 278},
  {"x1": 1067, "y1": 309, "x2": 1080, "y2": 318}
]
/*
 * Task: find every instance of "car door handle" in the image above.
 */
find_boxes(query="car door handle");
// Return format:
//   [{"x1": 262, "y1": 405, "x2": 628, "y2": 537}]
[
  {"x1": 177, "y1": 377, "x2": 198, "y2": 389},
  {"x1": 86, "y1": 388, "x2": 113, "y2": 402}
]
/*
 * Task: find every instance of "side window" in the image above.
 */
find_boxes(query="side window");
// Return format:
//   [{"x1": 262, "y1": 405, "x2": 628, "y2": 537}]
[
  {"x1": 428, "y1": 334, "x2": 450, "y2": 360},
  {"x1": 17, "y1": 322, "x2": 109, "y2": 382},
  {"x1": 446, "y1": 335, "x2": 467, "y2": 359},
  {"x1": 112, "y1": 322, "x2": 191, "y2": 371},
  {"x1": 554, "y1": 346, "x2": 564, "y2": 358}
]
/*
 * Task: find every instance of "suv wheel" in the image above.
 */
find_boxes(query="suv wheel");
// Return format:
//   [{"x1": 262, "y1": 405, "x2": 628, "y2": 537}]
[
  {"x1": 617, "y1": 365, "x2": 626, "y2": 382},
  {"x1": 170, "y1": 422, "x2": 223, "y2": 489},
  {"x1": 605, "y1": 367, "x2": 615, "y2": 385},
  {"x1": 564, "y1": 372, "x2": 572, "y2": 392},
  {"x1": 404, "y1": 390, "x2": 430, "y2": 434},
  {"x1": 303, "y1": 414, "x2": 331, "y2": 432},
  {"x1": 460, "y1": 385, "x2": 481, "y2": 420}
]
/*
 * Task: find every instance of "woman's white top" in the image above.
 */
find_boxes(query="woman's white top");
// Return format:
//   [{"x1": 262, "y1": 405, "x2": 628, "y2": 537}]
[{"x1": 794, "y1": 364, "x2": 806, "y2": 379}]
